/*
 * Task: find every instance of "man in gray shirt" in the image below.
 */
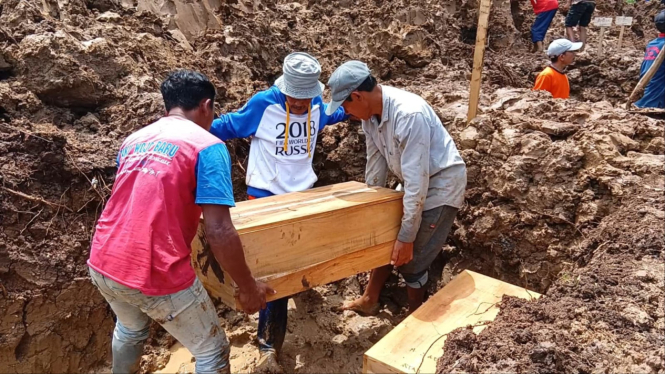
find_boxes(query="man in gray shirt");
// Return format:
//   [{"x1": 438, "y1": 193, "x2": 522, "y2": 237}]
[{"x1": 325, "y1": 61, "x2": 467, "y2": 314}]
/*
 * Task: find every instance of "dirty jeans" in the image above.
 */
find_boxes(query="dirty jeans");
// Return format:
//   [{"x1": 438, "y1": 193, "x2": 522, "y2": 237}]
[
  {"x1": 89, "y1": 267, "x2": 230, "y2": 374},
  {"x1": 257, "y1": 298, "x2": 288, "y2": 354}
]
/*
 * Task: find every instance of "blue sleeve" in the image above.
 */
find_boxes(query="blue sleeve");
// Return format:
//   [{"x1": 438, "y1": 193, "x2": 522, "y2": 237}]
[
  {"x1": 209, "y1": 90, "x2": 275, "y2": 141},
  {"x1": 321, "y1": 104, "x2": 349, "y2": 130},
  {"x1": 195, "y1": 143, "x2": 236, "y2": 207}
]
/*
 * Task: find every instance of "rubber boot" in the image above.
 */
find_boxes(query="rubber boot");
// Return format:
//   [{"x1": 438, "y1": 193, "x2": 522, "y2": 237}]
[{"x1": 255, "y1": 351, "x2": 284, "y2": 374}]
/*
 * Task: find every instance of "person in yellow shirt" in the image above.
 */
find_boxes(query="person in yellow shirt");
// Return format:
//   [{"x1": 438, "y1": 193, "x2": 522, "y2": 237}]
[{"x1": 533, "y1": 38, "x2": 582, "y2": 99}]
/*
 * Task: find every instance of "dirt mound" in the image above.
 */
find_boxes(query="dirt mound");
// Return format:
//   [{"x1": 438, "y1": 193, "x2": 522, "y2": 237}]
[
  {"x1": 437, "y1": 190, "x2": 664, "y2": 373},
  {"x1": 433, "y1": 90, "x2": 664, "y2": 374},
  {"x1": 441, "y1": 90, "x2": 664, "y2": 291},
  {"x1": 1, "y1": 0, "x2": 663, "y2": 372}
]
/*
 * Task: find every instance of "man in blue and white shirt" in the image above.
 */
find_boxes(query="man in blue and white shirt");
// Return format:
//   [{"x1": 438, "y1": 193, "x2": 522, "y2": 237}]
[{"x1": 211, "y1": 52, "x2": 347, "y2": 372}]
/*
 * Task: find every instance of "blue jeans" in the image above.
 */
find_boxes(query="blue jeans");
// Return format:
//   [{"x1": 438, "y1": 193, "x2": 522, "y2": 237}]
[
  {"x1": 532, "y1": 9, "x2": 558, "y2": 43},
  {"x1": 89, "y1": 267, "x2": 230, "y2": 374},
  {"x1": 257, "y1": 298, "x2": 288, "y2": 353}
]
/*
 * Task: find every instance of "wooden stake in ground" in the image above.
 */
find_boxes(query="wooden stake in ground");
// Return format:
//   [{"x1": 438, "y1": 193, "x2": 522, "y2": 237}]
[
  {"x1": 466, "y1": 0, "x2": 492, "y2": 124},
  {"x1": 618, "y1": 25, "x2": 624, "y2": 48},
  {"x1": 616, "y1": 16, "x2": 633, "y2": 49},
  {"x1": 626, "y1": 45, "x2": 665, "y2": 109},
  {"x1": 593, "y1": 17, "x2": 613, "y2": 55}
]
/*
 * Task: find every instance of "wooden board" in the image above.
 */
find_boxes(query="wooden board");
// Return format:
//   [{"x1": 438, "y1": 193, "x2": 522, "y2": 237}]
[
  {"x1": 363, "y1": 270, "x2": 541, "y2": 374},
  {"x1": 618, "y1": 25, "x2": 625, "y2": 49},
  {"x1": 191, "y1": 181, "x2": 403, "y2": 308},
  {"x1": 466, "y1": 0, "x2": 492, "y2": 123}
]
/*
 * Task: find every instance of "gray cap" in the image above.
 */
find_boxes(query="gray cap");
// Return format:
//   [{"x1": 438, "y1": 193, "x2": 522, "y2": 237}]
[
  {"x1": 275, "y1": 52, "x2": 325, "y2": 99},
  {"x1": 325, "y1": 60, "x2": 371, "y2": 115}
]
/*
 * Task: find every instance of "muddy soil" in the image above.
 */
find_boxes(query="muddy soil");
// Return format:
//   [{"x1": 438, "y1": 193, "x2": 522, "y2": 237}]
[
  {"x1": 437, "y1": 189, "x2": 665, "y2": 373},
  {"x1": 436, "y1": 93, "x2": 665, "y2": 373},
  {"x1": 0, "y1": 0, "x2": 663, "y2": 373}
]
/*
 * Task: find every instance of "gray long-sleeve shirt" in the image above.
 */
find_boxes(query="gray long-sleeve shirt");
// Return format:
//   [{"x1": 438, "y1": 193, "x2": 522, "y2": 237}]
[{"x1": 362, "y1": 86, "x2": 467, "y2": 243}]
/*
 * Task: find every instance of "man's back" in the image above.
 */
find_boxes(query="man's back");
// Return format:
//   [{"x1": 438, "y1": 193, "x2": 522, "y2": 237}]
[
  {"x1": 88, "y1": 116, "x2": 232, "y2": 295},
  {"x1": 361, "y1": 85, "x2": 467, "y2": 212},
  {"x1": 636, "y1": 36, "x2": 665, "y2": 109}
]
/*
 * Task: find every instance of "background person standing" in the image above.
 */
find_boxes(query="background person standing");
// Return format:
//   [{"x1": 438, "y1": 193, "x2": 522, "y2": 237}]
[
  {"x1": 564, "y1": 0, "x2": 596, "y2": 51},
  {"x1": 513, "y1": 0, "x2": 560, "y2": 52}
]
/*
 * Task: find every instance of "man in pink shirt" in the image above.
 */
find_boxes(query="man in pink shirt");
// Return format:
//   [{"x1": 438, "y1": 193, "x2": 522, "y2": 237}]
[{"x1": 88, "y1": 70, "x2": 274, "y2": 374}]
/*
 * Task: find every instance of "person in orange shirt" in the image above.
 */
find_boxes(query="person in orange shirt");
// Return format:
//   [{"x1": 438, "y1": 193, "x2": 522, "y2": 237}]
[{"x1": 533, "y1": 38, "x2": 582, "y2": 99}]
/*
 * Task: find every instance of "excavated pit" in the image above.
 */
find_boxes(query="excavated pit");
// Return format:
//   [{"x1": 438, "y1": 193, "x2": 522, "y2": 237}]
[{"x1": 0, "y1": 0, "x2": 663, "y2": 373}]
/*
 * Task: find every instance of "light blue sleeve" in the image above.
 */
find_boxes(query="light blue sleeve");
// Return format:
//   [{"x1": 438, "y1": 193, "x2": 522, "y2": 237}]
[
  {"x1": 210, "y1": 89, "x2": 276, "y2": 141},
  {"x1": 194, "y1": 143, "x2": 236, "y2": 207}
]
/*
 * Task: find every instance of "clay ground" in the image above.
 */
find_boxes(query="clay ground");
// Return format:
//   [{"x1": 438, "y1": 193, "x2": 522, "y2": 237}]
[{"x1": 0, "y1": 0, "x2": 663, "y2": 373}]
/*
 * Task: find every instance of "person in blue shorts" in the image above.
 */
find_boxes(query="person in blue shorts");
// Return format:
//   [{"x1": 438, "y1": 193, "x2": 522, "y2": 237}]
[{"x1": 513, "y1": 0, "x2": 559, "y2": 52}]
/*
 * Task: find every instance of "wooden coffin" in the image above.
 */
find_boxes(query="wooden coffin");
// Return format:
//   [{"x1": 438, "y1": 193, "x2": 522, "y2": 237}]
[
  {"x1": 191, "y1": 181, "x2": 403, "y2": 309},
  {"x1": 363, "y1": 270, "x2": 541, "y2": 374}
]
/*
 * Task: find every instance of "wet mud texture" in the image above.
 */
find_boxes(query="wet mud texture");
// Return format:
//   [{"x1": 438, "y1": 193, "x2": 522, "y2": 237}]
[
  {"x1": 437, "y1": 186, "x2": 664, "y2": 373},
  {"x1": 1, "y1": 0, "x2": 663, "y2": 373}
]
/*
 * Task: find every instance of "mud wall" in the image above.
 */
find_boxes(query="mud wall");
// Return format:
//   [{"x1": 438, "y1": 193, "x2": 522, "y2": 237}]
[{"x1": 0, "y1": 0, "x2": 663, "y2": 372}]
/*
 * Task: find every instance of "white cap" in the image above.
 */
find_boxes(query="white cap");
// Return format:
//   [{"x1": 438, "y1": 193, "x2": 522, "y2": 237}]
[{"x1": 546, "y1": 39, "x2": 583, "y2": 57}]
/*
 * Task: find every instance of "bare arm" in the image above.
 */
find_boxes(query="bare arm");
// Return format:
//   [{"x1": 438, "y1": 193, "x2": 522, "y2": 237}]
[
  {"x1": 202, "y1": 204, "x2": 273, "y2": 312},
  {"x1": 202, "y1": 205, "x2": 254, "y2": 289}
]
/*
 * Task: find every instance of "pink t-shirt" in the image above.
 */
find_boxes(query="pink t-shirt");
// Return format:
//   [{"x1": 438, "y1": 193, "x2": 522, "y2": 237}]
[{"x1": 88, "y1": 116, "x2": 235, "y2": 296}]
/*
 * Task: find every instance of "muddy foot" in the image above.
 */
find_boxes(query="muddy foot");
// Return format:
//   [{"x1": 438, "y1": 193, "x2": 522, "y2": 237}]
[
  {"x1": 255, "y1": 352, "x2": 284, "y2": 374},
  {"x1": 532, "y1": 42, "x2": 543, "y2": 53},
  {"x1": 340, "y1": 296, "x2": 381, "y2": 316}
]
